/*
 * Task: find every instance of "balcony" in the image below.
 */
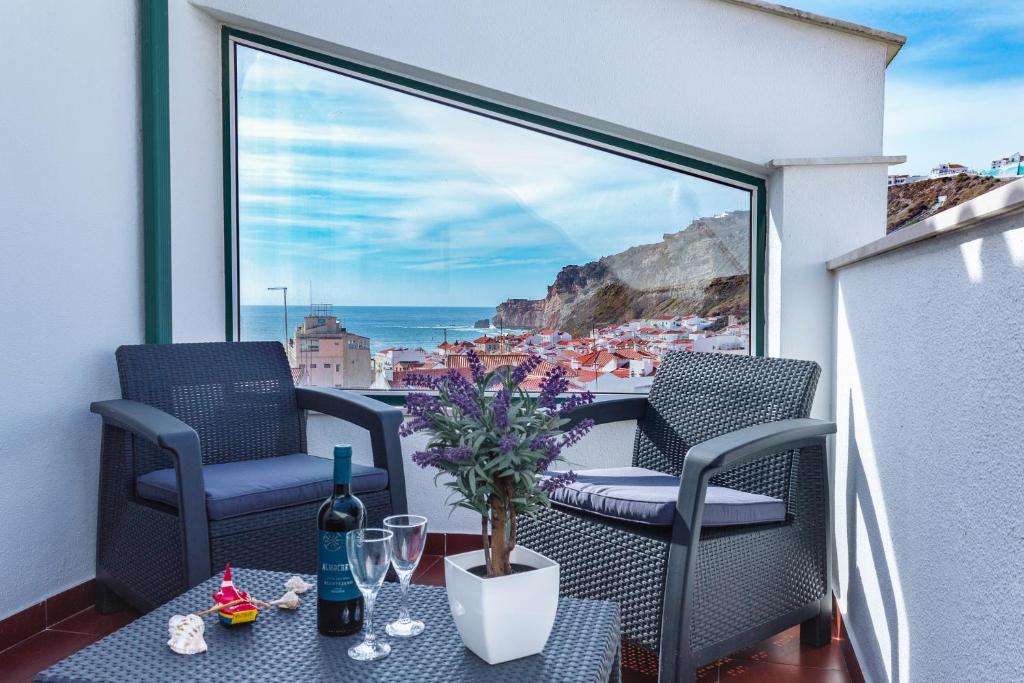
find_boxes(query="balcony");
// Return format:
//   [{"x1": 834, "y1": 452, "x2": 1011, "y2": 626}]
[{"x1": 3, "y1": 1, "x2": 1023, "y2": 682}]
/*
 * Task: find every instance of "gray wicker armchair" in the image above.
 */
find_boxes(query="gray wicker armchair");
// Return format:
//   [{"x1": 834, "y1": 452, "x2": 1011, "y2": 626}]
[
  {"x1": 518, "y1": 352, "x2": 835, "y2": 682},
  {"x1": 91, "y1": 341, "x2": 407, "y2": 613}
]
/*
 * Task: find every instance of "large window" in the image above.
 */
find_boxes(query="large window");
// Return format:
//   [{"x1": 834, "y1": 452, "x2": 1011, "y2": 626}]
[{"x1": 227, "y1": 35, "x2": 761, "y2": 393}]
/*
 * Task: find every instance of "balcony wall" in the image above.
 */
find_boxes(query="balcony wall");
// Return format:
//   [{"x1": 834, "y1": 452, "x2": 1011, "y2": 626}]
[
  {"x1": 831, "y1": 180, "x2": 1024, "y2": 681},
  {"x1": 0, "y1": 3, "x2": 143, "y2": 620}
]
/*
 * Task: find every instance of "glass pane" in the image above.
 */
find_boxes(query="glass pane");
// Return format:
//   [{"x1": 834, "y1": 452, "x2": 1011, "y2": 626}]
[{"x1": 235, "y1": 44, "x2": 753, "y2": 393}]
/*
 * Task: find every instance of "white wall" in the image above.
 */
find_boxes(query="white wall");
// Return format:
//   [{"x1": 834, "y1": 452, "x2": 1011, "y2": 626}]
[
  {"x1": 833, "y1": 202, "x2": 1024, "y2": 681},
  {"x1": 0, "y1": 1, "x2": 142, "y2": 618}
]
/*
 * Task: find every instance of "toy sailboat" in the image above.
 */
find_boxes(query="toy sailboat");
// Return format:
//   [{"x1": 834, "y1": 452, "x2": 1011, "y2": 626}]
[{"x1": 212, "y1": 564, "x2": 259, "y2": 626}]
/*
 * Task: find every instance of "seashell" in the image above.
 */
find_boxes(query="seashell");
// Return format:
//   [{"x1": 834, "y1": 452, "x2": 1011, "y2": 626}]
[
  {"x1": 167, "y1": 614, "x2": 207, "y2": 655},
  {"x1": 272, "y1": 590, "x2": 301, "y2": 609},
  {"x1": 284, "y1": 575, "x2": 313, "y2": 594}
]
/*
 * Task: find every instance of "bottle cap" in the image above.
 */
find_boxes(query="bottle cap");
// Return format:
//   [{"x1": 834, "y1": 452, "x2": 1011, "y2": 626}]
[{"x1": 333, "y1": 444, "x2": 352, "y2": 459}]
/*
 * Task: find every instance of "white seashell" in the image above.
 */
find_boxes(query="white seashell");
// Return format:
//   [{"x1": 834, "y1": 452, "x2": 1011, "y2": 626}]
[
  {"x1": 272, "y1": 590, "x2": 301, "y2": 609},
  {"x1": 284, "y1": 575, "x2": 313, "y2": 594},
  {"x1": 167, "y1": 614, "x2": 207, "y2": 655}
]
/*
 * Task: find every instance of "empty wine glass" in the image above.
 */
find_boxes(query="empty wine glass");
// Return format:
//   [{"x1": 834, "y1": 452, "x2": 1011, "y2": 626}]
[
  {"x1": 346, "y1": 528, "x2": 393, "y2": 661},
  {"x1": 384, "y1": 514, "x2": 428, "y2": 637}
]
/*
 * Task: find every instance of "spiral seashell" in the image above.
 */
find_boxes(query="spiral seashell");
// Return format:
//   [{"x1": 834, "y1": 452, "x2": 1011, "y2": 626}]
[
  {"x1": 167, "y1": 614, "x2": 207, "y2": 655},
  {"x1": 272, "y1": 590, "x2": 301, "y2": 609},
  {"x1": 284, "y1": 575, "x2": 313, "y2": 594}
]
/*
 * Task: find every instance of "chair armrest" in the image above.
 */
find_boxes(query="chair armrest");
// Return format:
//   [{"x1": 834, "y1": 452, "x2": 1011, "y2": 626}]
[
  {"x1": 677, "y1": 417, "x2": 835, "y2": 524},
  {"x1": 683, "y1": 418, "x2": 836, "y2": 477},
  {"x1": 90, "y1": 399, "x2": 210, "y2": 587},
  {"x1": 561, "y1": 394, "x2": 647, "y2": 428},
  {"x1": 294, "y1": 387, "x2": 408, "y2": 515}
]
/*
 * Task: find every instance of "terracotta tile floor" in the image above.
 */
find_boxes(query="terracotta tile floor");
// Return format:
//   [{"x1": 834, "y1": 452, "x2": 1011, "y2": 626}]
[{"x1": 0, "y1": 555, "x2": 855, "y2": 682}]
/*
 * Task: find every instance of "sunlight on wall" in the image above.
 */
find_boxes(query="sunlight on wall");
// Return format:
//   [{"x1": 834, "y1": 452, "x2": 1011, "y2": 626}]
[
  {"x1": 959, "y1": 237, "x2": 985, "y2": 283},
  {"x1": 834, "y1": 282, "x2": 911, "y2": 682},
  {"x1": 1001, "y1": 226, "x2": 1024, "y2": 267}
]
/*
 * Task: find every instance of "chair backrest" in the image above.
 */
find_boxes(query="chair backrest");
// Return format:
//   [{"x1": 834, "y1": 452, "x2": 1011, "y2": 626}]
[
  {"x1": 633, "y1": 352, "x2": 820, "y2": 498},
  {"x1": 116, "y1": 342, "x2": 304, "y2": 472}
]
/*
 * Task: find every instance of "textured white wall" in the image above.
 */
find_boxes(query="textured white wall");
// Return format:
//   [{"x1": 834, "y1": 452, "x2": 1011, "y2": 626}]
[
  {"x1": 833, "y1": 206, "x2": 1024, "y2": 682},
  {"x1": 0, "y1": 2, "x2": 142, "y2": 618}
]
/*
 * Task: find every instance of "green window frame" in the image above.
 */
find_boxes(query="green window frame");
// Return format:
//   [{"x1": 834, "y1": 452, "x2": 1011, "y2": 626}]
[{"x1": 219, "y1": 27, "x2": 768, "y2": 359}]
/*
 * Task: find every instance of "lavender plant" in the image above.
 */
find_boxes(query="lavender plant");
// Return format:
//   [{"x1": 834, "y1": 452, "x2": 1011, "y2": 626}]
[{"x1": 404, "y1": 351, "x2": 595, "y2": 577}]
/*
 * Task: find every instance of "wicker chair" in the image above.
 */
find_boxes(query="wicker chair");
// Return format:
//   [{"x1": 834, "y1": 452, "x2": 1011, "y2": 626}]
[
  {"x1": 90, "y1": 341, "x2": 407, "y2": 613},
  {"x1": 518, "y1": 352, "x2": 836, "y2": 682}
]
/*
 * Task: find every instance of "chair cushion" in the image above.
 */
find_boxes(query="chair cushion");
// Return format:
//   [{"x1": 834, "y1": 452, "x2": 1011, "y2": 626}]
[
  {"x1": 136, "y1": 453, "x2": 388, "y2": 521},
  {"x1": 545, "y1": 466, "x2": 786, "y2": 527}
]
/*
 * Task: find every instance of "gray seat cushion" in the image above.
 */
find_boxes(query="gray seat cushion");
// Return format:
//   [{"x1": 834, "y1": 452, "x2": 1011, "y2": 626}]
[
  {"x1": 136, "y1": 453, "x2": 388, "y2": 521},
  {"x1": 545, "y1": 466, "x2": 785, "y2": 527}
]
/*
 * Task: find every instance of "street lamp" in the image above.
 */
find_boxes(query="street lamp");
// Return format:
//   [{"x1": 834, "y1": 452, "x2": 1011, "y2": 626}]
[{"x1": 267, "y1": 286, "x2": 288, "y2": 347}]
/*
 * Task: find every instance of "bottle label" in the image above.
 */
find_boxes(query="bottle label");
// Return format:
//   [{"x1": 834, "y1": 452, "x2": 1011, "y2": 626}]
[{"x1": 318, "y1": 531, "x2": 360, "y2": 601}]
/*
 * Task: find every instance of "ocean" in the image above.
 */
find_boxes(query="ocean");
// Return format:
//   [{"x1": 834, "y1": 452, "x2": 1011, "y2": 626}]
[{"x1": 240, "y1": 305, "x2": 516, "y2": 354}]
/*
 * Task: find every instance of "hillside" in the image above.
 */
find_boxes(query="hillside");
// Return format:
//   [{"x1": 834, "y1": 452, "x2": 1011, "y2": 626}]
[
  {"x1": 888, "y1": 174, "x2": 1010, "y2": 233},
  {"x1": 494, "y1": 211, "x2": 750, "y2": 336}
]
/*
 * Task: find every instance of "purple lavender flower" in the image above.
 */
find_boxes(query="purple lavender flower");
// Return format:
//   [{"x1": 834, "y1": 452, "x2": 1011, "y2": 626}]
[
  {"x1": 406, "y1": 392, "x2": 442, "y2": 418},
  {"x1": 467, "y1": 350, "x2": 485, "y2": 384},
  {"x1": 411, "y1": 446, "x2": 473, "y2": 468},
  {"x1": 558, "y1": 418, "x2": 595, "y2": 449},
  {"x1": 510, "y1": 354, "x2": 543, "y2": 386},
  {"x1": 540, "y1": 469, "x2": 578, "y2": 493},
  {"x1": 499, "y1": 433, "x2": 516, "y2": 454},
  {"x1": 438, "y1": 370, "x2": 482, "y2": 418},
  {"x1": 492, "y1": 388, "x2": 510, "y2": 430},
  {"x1": 403, "y1": 373, "x2": 440, "y2": 389},
  {"x1": 400, "y1": 416, "x2": 432, "y2": 437},
  {"x1": 538, "y1": 365, "x2": 568, "y2": 409},
  {"x1": 530, "y1": 435, "x2": 562, "y2": 471},
  {"x1": 558, "y1": 390, "x2": 595, "y2": 416}
]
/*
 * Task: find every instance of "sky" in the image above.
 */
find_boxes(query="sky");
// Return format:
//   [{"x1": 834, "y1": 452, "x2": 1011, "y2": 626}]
[
  {"x1": 797, "y1": 0, "x2": 1024, "y2": 176},
  {"x1": 235, "y1": 46, "x2": 750, "y2": 308}
]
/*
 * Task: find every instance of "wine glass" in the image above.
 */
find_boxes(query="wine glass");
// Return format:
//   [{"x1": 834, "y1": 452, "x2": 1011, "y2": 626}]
[
  {"x1": 383, "y1": 514, "x2": 428, "y2": 637},
  {"x1": 346, "y1": 528, "x2": 393, "y2": 661}
]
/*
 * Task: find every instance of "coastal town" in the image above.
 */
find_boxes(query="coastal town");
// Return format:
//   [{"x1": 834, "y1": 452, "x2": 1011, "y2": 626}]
[{"x1": 283, "y1": 305, "x2": 750, "y2": 393}]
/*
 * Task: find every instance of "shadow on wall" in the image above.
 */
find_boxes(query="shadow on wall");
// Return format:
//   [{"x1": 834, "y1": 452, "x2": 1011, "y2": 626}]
[{"x1": 844, "y1": 395, "x2": 902, "y2": 683}]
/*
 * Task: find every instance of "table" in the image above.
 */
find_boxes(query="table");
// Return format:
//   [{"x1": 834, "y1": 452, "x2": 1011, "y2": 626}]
[{"x1": 36, "y1": 568, "x2": 621, "y2": 682}]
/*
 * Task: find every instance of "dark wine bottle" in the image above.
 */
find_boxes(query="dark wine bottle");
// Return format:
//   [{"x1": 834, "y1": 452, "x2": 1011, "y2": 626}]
[{"x1": 317, "y1": 444, "x2": 366, "y2": 636}]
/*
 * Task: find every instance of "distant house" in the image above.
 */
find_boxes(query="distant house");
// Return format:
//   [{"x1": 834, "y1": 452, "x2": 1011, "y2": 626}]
[{"x1": 930, "y1": 162, "x2": 973, "y2": 179}]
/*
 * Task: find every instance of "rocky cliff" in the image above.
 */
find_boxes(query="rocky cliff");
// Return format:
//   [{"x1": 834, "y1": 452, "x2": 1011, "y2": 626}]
[
  {"x1": 494, "y1": 211, "x2": 751, "y2": 336},
  {"x1": 888, "y1": 174, "x2": 1010, "y2": 233}
]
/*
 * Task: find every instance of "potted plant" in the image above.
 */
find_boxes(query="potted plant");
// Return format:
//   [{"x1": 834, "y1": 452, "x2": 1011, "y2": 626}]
[{"x1": 402, "y1": 351, "x2": 594, "y2": 664}]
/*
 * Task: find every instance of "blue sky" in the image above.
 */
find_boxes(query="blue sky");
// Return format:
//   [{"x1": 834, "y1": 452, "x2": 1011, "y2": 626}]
[
  {"x1": 235, "y1": 46, "x2": 749, "y2": 307},
  {"x1": 798, "y1": 1, "x2": 1024, "y2": 175}
]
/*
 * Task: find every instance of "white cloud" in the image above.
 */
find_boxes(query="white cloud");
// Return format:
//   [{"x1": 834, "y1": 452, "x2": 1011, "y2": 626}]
[{"x1": 885, "y1": 77, "x2": 1024, "y2": 175}]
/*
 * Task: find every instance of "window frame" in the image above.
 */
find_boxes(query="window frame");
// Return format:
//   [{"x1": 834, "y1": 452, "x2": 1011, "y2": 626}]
[{"x1": 222, "y1": 27, "x2": 768, "y2": 383}]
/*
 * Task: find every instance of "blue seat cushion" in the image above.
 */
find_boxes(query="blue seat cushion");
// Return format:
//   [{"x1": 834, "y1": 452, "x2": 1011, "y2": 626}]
[
  {"x1": 136, "y1": 453, "x2": 389, "y2": 521},
  {"x1": 545, "y1": 466, "x2": 785, "y2": 527}
]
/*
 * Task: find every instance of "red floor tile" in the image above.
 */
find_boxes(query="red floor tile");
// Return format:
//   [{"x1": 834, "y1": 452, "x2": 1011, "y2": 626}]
[
  {"x1": 412, "y1": 555, "x2": 446, "y2": 586},
  {"x1": 0, "y1": 603, "x2": 46, "y2": 653},
  {"x1": 49, "y1": 607, "x2": 140, "y2": 637},
  {"x1": 44, "y1": 581, "x2": 96, "y2": 627},
  {"x1": 444, "y1": 533, "x2": 481, "y2": 555},
  {"x1": 730, "y1": 627, "x2": 847, "y2": 670},
  {"x1": 718, "y1": 657, "x2": 852, "y2": 682},
  {"x1": 424, "y1": 532, "x2": 446, "y2": 556},
  {"x1": 0, "y1": 630, "x2": 100, "y2": 682}
]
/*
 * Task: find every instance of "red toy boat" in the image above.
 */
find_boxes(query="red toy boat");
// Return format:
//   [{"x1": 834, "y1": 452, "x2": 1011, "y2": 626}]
[{"x1": 212, "y1": 564, "x2": 259, "y2": 626}]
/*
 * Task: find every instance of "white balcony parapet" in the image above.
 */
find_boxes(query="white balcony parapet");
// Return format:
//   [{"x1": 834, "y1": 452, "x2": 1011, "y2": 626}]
[{"x1": 827, "y1": 178, "x2": 1024, "y2": 270}]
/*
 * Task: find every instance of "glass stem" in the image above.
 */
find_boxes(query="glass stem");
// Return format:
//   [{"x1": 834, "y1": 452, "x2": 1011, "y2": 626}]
[
  {"x1": 398, "y1": 571, "x2": 412, "y2": 622},
  {"x1": 363, "y1": 590, "x2": 377, "y2": 643}
]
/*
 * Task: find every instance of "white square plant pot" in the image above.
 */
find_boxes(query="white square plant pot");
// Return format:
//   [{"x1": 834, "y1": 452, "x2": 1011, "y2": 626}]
[{"x1": 444, "y1": 545, "x2": 559, "y2": 665}]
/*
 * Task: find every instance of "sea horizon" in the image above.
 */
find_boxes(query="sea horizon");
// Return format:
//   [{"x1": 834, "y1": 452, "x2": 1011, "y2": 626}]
[{"x1": 240, "y1": 304, "x2": 525, "y2": 354}]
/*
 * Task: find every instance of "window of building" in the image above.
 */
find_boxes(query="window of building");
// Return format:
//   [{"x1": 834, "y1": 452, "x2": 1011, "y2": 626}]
[{"x1": 227, "y1": 35, "x2": 762, "y2": 394}]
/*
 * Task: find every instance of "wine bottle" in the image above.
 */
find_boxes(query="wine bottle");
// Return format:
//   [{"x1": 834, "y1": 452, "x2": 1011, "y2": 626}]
[{"x1": 317, "y1": 444, "x2": 366, "y2": 636}]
